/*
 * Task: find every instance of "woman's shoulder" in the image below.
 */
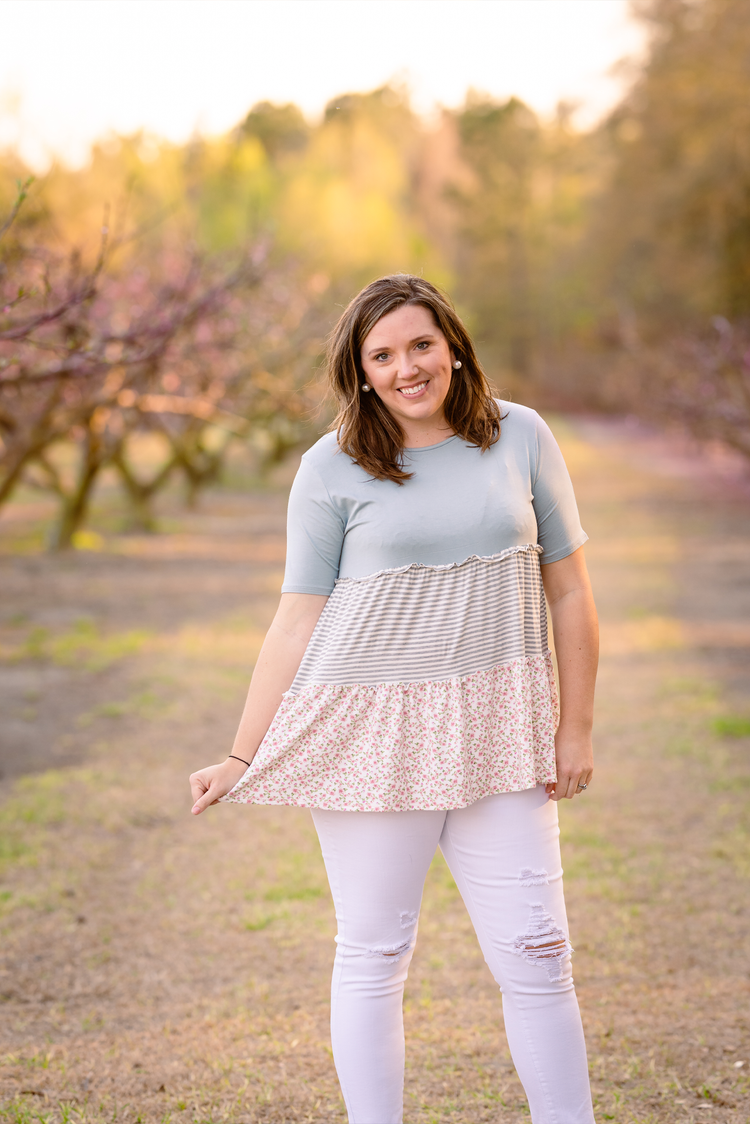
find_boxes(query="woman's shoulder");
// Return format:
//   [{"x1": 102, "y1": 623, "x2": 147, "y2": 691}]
[
  {"x1": 298, "y1": 430, "x2": 367, "y2": 487},
  {"x1": 496, "y1": 399, "x2": 542, "y2": 429},
  {"x1": 300, "y1": 430, "x2": 341, "y2": 465},
  {"x1": 494, "y1": 400, "x2": 547, "y2": 451}
]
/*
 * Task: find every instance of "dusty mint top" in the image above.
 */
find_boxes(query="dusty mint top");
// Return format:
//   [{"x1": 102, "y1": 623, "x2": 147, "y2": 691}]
[{"x1": 282, "y1": 401, "x2": 587, "y2": 596}]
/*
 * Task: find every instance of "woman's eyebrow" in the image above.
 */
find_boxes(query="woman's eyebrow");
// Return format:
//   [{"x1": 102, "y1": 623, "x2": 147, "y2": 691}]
[{"x1": 365, "y1": 334, "x2": 436, "y2": 356}]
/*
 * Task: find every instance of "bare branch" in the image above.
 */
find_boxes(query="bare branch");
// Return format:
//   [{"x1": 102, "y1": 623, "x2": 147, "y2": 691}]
[{"x1": 0, "y1": 177, "x2": 34, "y2": 242}]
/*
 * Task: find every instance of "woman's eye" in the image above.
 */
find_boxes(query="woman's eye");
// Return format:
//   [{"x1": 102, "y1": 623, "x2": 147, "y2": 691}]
[
  {"x1": 415, "y1": 341, "x2": 429, "y2": 350},
  {"x1": 375, "y1": 353, "x2": 390, "y2": 362}
]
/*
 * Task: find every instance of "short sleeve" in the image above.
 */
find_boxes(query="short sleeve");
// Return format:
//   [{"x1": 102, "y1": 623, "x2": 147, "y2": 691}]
[
  {"x1": 282, "y1": 458, "x2": 345, "y2": 595},
  {"x1": 532, "y1": 416, "x2": 588, "y2": 564}
]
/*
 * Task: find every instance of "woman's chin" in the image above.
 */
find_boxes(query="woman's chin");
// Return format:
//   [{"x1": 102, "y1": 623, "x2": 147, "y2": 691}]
[{"x1": 388, "y1": 397, "x2": 445, "y2": 425}]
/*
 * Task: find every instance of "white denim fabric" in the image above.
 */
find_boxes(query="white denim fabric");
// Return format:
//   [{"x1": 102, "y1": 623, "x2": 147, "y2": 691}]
[{"x1": 312, "y1": 786, "x2": 595, "y2": 1124}]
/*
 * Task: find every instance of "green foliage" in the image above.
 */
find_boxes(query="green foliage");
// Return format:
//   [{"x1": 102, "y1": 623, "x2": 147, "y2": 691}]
[
  {"x1": 76, "y1": 688, "x2": 168, "y2": 727},
  {"x1": 262, "y1": 885, "x2": 322, "y2": 902},
  {"x1": 239, "y1": 101, "x2": 310, "y2": 161},
  {"x1": 593, "y1": 0, "x2": 750, "y2": 327},
  {"x1": 453, "y1": 96, "x2": 541, "y2": 377},
  {"x1": 0, "y1": 771, "x2": 69, "y2": 875},
  {"x1": 8, "y1": 619, "x2": 152, "y2": 672},
  {"x1": 713, "y1": 714, "x2": 750, "y2": 737},
  {"x1": 243, "y1": 913, "x2": 276, "y2": 932},
  {"x1": 1, "y1": 772, "x2": 68, "y2": 829},
  {"x1": 0, "y1": 1101, "x2": 40, "y2": 1124}
]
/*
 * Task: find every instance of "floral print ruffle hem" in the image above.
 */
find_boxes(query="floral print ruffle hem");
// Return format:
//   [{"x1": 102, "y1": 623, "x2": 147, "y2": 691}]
[{"x1": 222, "y1": 651, "x2": 559, "y2": 812}]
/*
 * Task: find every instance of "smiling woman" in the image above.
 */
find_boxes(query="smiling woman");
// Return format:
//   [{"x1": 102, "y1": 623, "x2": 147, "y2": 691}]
[{"x1": 189, "y1": 274, "x2": 599, "y2": 1124}]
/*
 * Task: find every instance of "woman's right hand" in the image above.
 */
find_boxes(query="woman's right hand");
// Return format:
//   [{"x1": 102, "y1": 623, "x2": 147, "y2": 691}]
[
  {"x1": 189, "y1": 758, "x2": 249, "y2": 815},
  {"x1": 188, "y1": 594, "x2": 329, "y2": 818}
]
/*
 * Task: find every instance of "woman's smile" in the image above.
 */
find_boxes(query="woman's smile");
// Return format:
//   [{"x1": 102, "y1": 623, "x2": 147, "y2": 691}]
[{"x1": 397, "y1": 380, "x2": 429, "y2": 397}]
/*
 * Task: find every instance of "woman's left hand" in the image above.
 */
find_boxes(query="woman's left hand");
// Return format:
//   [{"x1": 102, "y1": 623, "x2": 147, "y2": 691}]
[
  {"x1": 541, "y1": 548, "x2": 598, "y2": 803},
  {"x1": 545, "y1": 728, "x2": 593, "y2": 801}
]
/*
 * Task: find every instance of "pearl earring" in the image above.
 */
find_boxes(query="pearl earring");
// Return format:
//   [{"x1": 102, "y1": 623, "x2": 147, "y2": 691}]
[
  {"x1": 361, "y1": 382, "x2": 371, "y2": 392},
  {"x1": 453, "y1": 360, "x2": 462, "y2": 369}
]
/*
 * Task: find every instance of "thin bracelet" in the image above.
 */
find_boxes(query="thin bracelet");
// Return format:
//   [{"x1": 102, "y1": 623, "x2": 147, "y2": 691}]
[{"x1": 228, "y1": 754, "x2": 251, "y2": 767}]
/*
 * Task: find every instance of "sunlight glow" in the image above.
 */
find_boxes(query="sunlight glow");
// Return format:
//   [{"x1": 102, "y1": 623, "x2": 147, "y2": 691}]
[{"x1": 0, "y1": 0, "x2": 645, "y2": 169}]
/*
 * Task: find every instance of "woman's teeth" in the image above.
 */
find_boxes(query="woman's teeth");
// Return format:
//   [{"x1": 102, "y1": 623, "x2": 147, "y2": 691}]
[{"x1": 399, "y1": 381, "x2": 428, "y2": 396}]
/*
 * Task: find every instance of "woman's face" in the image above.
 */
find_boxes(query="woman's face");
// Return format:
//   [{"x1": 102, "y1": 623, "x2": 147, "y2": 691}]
[{"x1": 359, "y1": 303, "x2": 455, "y2": 440}]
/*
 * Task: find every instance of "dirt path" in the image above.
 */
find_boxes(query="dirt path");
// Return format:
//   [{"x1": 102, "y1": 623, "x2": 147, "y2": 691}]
[{"x1": 0, "y1": 418, "x2": 749, "y2": 1124}]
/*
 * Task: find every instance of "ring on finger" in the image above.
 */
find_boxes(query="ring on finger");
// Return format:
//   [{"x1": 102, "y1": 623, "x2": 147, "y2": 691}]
[{"x1": 576, "y1": 781, "x2": 588, "y2": 792}]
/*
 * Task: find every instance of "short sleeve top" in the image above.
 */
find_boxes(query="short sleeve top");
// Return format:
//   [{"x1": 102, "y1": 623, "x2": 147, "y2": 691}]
[{"x1": 282, "y1": 401, "x2": 587, "y2": 595}]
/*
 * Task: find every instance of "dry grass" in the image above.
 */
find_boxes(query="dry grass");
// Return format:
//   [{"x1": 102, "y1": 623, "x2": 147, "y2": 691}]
[{"x1": 1, "y1": 420, "x2": 749, "y2": 1123}]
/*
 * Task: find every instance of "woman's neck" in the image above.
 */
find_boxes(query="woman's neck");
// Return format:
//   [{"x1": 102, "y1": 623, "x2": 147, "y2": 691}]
[{"x1": 400, "y1": 415, "x2": 454, "y2": 449}]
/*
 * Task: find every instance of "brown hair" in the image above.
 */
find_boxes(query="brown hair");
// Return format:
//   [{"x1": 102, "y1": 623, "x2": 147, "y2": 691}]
[{"x1": 327, "y1": 274, "x2": 503, "y2": 483}]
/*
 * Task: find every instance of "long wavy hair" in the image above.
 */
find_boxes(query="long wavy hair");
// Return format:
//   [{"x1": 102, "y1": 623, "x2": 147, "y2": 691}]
[{"x1": 327, "y1": 274, "x2": 503, "y2": 483}]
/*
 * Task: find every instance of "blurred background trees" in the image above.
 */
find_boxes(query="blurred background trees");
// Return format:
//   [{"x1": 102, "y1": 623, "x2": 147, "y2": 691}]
[
  {"x1": 2, "y1": 0, "x2": 749, "y2": 546},
  {"x1": 595, "y1": 0, "x2": 750, "y2": 328},
  {"x1": 0, "y1": 185, "x2": 329, "y2": 547},
  {"x1": 567, "y1": 0, "x2": 750, "y2": 442}
]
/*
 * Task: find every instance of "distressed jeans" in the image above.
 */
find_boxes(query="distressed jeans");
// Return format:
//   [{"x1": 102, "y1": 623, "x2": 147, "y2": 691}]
[{"x1": 312, "y1": 786, "x2": 595, "y2": 1124}]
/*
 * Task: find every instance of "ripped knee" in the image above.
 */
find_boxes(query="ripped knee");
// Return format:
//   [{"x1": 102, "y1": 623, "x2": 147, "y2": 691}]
[
  {"x1": 365, "y1": 940, "x2": 413, "y2": 960},
  {"x1": 512, "y1": 903, "x2": 573, "y2": 983},
  {"x1": 363, "y1": 910, "x2": 418, "y2": 961},
  {"x1": 519, "y1": 867, "x2": 549, "y2": 887}
]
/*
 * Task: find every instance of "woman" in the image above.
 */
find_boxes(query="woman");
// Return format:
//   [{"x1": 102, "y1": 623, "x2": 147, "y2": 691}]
[{"x1": 189, "y1": 275, "x2": 598, "y2": 1124}]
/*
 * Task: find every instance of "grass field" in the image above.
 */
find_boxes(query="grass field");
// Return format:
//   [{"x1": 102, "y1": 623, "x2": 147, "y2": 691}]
[{"x1": 0, "y1": 417, "x2": 749, "y2": 1123}]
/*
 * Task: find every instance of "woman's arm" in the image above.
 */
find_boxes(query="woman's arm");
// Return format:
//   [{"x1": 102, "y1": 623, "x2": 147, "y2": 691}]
[
  {"x1": 540, "y1": 546, "x2": 599, "y2": 801},
  {"x1": 189, "y1": 592, "x2": 329, "y2": 814}
]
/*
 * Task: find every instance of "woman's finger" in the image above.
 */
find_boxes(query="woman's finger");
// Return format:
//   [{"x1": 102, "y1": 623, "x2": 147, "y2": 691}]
[
  {"x1": 189, "y1": 771, "x2": 220, "y2": 814},
  {"x1": 575, "y1": 773, "x2": 592, "y2": 796},
  {"x1": 191, "y1": 782, "x2": 218, "y2": 815},
  {"x1": 189, "y1": 772, "x2": 209, "y2": 805},
  {"x1": 560, "y1": 776, "x2": 577, "y2": 800},
  {"x1": 551, "y1": 773, "x2": 581, "y2": 800}
]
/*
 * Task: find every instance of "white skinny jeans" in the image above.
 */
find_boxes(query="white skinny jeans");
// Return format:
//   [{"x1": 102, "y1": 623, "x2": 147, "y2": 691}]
[{"x1": 312, "y1": 786, "x2": 594, "y2": 1124}]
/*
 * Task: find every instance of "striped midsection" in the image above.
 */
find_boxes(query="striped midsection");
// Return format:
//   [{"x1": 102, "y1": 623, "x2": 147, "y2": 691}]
[{"x1": 290, "y1": 545, "x2": 548, "y2": 691}]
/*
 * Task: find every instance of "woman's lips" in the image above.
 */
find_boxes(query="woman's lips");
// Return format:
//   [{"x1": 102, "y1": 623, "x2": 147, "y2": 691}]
[{"x1": 397, "y1": 380, "x2": 429, "y2": 398}]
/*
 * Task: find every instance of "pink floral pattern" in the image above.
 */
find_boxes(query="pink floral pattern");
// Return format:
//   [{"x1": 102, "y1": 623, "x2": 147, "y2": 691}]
[{"x1": 222, "y1": 652, "x2": 559, "y2": 812}]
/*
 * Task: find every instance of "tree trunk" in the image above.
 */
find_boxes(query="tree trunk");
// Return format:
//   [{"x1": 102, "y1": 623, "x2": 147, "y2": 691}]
[
  {"x1": 49, "y1": 429, "x2": 104, "y2": 550},
  {"x1": 0, "y1": 386, "x2": 64, "y2": 508},
  {"x1": 112, "y1": 444, "x2": 178, "y2": 533}
]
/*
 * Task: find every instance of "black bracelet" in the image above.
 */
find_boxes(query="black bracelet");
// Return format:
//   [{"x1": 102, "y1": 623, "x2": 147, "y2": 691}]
[{"x1": 228, "y1": 754, "x2": 251, "y2": 768}]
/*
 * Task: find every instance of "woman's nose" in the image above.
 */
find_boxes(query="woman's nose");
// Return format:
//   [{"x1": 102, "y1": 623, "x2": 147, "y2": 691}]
[{"x1": 398, "y1": 358, "x2": 419, "y2": 376}]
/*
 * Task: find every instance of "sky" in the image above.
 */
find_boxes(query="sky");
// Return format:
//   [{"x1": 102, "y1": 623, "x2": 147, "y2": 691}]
[{"x1": 0, "y1": 0, "x2": 646, "y2": 170}]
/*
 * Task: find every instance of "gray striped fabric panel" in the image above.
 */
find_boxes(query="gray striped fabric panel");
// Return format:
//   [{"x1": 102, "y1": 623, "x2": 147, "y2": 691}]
[{"x1": 290, "y1": 545, "x2": 548, "y2": 691}]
